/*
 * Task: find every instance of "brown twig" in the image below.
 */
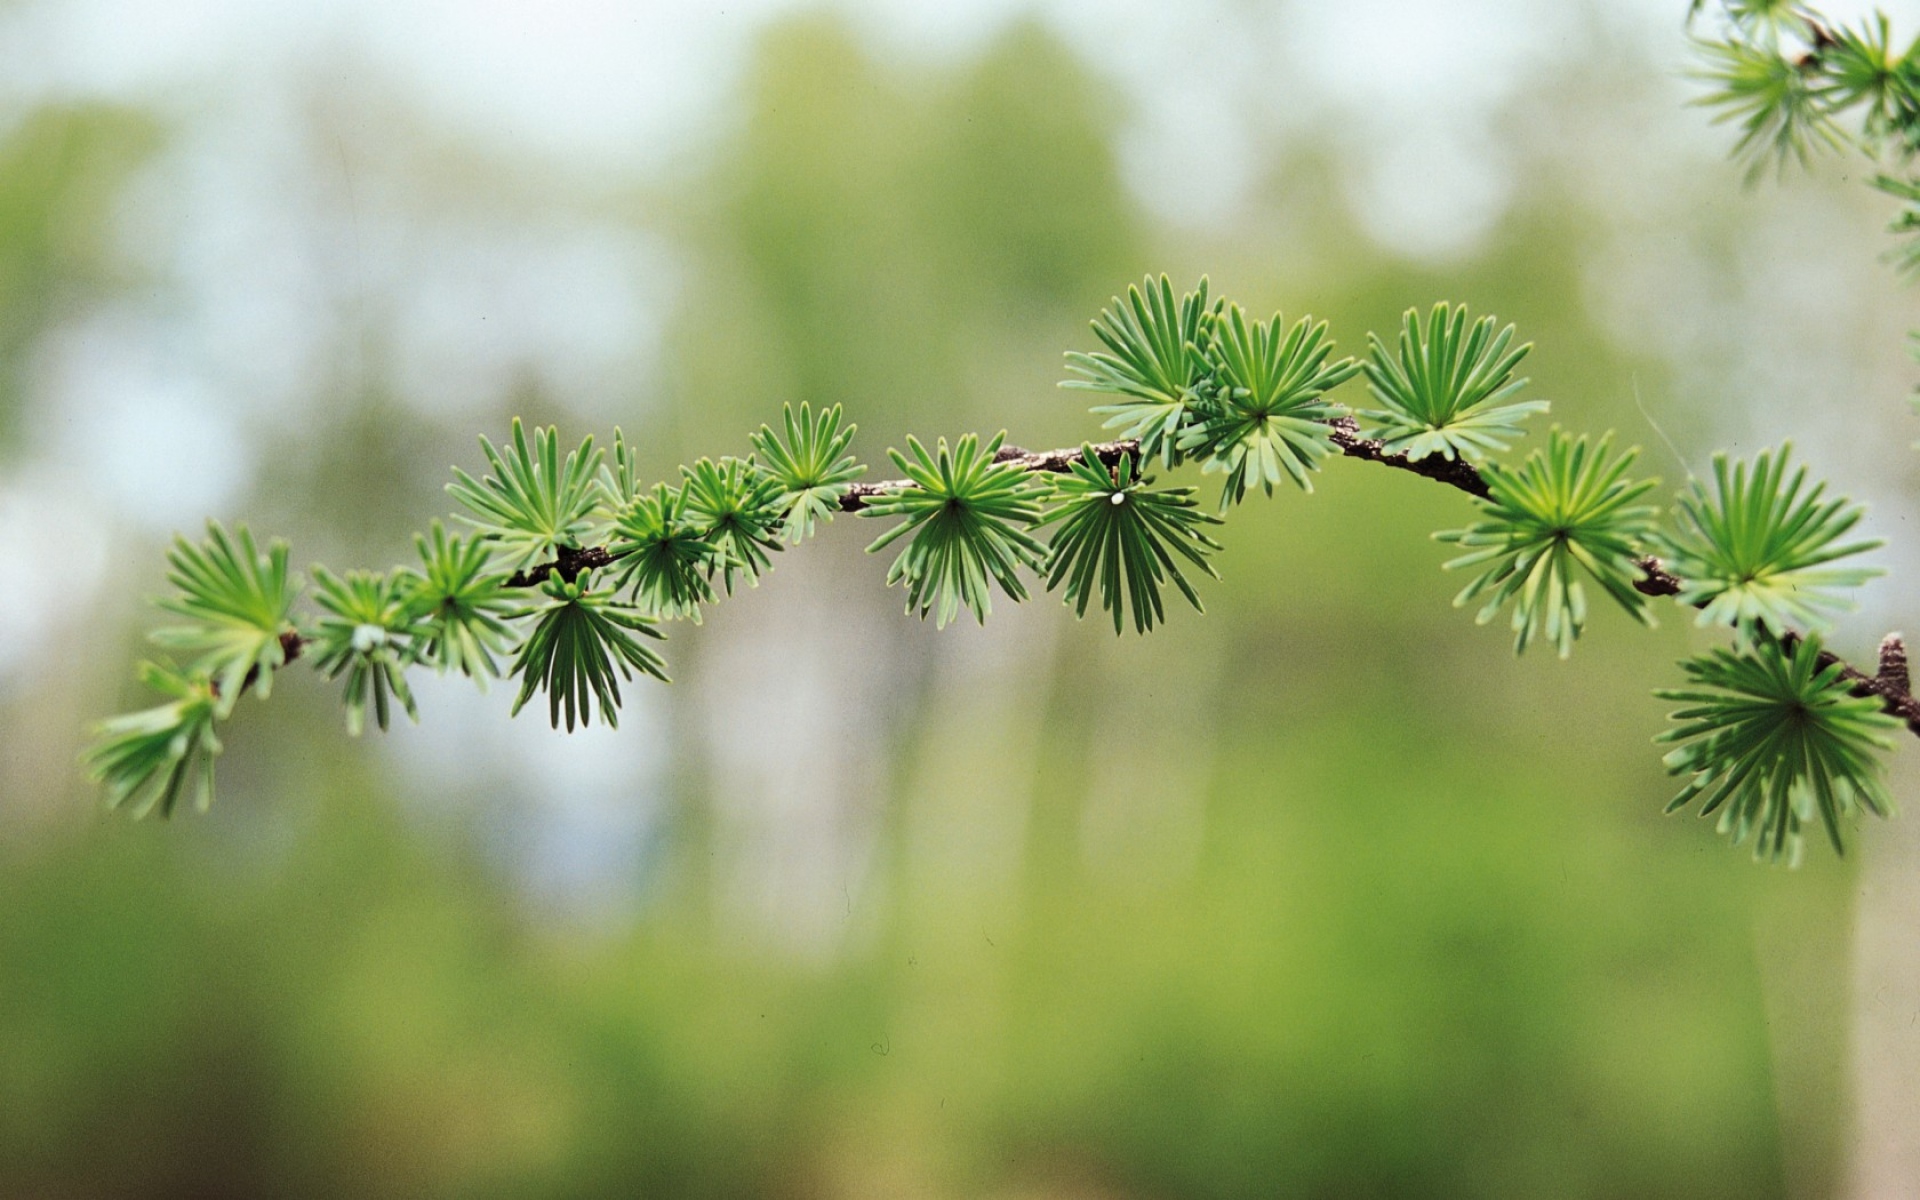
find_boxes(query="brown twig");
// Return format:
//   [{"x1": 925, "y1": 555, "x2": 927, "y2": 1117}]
[
  {"x1": 1786, "y1": 632, "x2": 1920, "y2": 737},
  {"x1": 837, "y1": 440, "x2": 1139, "y2": 512},
  {"x1": 224, "y1": 629, "x2": 308, "y2": 697},
  {"x1": 506, "y1": 545, "x2": 616, "y2": 588},
  {"x1": 1326, "y1": 416, "x2": 1494, "y2": 499},
  {"x1": 346, "y1": 416, "x2": 1920, "y2": 737},
  {"x1": 1630, "y1": 557, "x2": 1684, "y2": 598},
  {"x1": 1324, "y1": 419, "x2": 1916, "y2": 735}
]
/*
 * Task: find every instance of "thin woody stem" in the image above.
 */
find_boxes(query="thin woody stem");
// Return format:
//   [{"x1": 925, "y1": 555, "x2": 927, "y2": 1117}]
[
  {"x1": 300, "y1": 413, "x2": 1917, "y2": 737},
  {"x1": 1321, "y1": 416, "x2": 1916, "y2": 734},
  {"x1": 837, "y1": 440, "x2": 1140, "y2": 512}
]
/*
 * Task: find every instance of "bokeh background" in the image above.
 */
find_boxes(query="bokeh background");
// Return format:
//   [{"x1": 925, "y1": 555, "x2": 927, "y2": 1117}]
[{"x1": 4, "y1": 0, "x2": 1920, "y2": 1195}]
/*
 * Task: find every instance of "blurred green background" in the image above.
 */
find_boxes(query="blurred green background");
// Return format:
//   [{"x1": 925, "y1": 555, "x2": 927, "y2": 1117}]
[{"x1": 2, "y1": 2, "x2": 1918, "y2": 1196}]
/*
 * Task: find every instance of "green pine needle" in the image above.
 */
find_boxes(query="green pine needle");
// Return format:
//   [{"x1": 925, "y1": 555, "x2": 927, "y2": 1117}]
[
  {"x1": 447, "y1": 418, "x2": 604, "y2": 572},
  {"x1": 1658, "y1": 444, "x2": 1881, "y2": 641},
  {"x1": 1435, "y1": 429, "x2": 1661, "y2": 658},
  {"x1": 150, "y1": 521, "x2": 295, "y2": 716},
  {"x1": 1693, "y1": 34, "x2": 1845, "y2": 180},
  {"x1": 509, "y1": 571, "x2": 667, "y2": 731},
  {"x1": 1872, "y1": 172, "x2": 1920, "y2": 277},
  {"x1": 598, "y1": 427, "x2": 646, "y2": 513},
  {"x1": 1063, "y1": 275, "x2": 1220, "y2": 466},
  {"x1": 1658, "y1": 634, "x2": 1898, "y2": 863},
  {"x1": 1816, "y1": 15, "x2": 1909, "y2": 144},
  {"x1": 864, "y1": 431, "x2": 1049, "y2": 628},
  {"x1": 750, "y1": 403, "x2": 865, "y2": 543},
  {"x1": 682, "y1": 456, "x2": 785, "y2": 593},
  {"x1": 1694, "y1": 1, "x2": 1811, "y2": 34},
  {"x1": 1042, "y1": 447, "x2": 1222, "y2": 635},
  {"x1": 83, "y1": 662, "x2": 223, "y2": 819},
  {"x1": 1180, "y1": 303, "x2": 1359, "y2": 506},
  {"x1": 1359, "y1": 303, "x2": 1549, "y2": 462},
  {"x1": 308, "y1": 566, "x2": 424, "y2": 736},
  {"x1": 406, "y1": 520, "x2": 524, "y2": 687},
  {"x1": 607, "y1": 483, "x2": 718, "y2": 621}
]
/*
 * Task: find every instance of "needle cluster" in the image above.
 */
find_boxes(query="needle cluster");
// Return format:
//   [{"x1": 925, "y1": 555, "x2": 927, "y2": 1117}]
[{"x1": 83, "y1": 272, "x2": 1905, "y2": 869}]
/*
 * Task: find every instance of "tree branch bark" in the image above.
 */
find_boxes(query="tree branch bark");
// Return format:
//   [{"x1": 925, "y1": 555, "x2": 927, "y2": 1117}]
[
  {"x1": 423, "y1": 416, "x2": 1920, "y2": 737},
  {"x1": 837, "y1": 439, "x2": 1140, "y2": 512},
  {"x1": 1317, "y1": 416, "x2": 1917, "y2": 734}
]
